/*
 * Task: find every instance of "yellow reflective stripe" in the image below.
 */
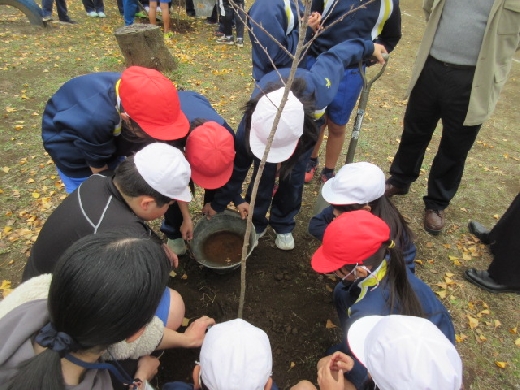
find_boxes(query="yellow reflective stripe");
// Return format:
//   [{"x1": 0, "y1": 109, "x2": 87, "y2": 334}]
[
  {"x1": 114, "y1": 79, "x2": 122, "y2": 136},
  {"x1": 314, "y1": 108, "x2": 326, "y2": 119},
  {"x1": 284, "y1": 0, "x2": 294, "y2": 35},
  {"x1": 347, "y1": 260, "x2": 387, "y2": 317},
  {"x1": 372, "y1": 0, "x2": 393, "y2": 39}
]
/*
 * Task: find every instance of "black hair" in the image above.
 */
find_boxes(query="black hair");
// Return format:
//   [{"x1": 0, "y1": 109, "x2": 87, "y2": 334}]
[
  {"x1": 6, "y1": 231, "x2": 170, "y2": 390},
  {"x1": 362, "y1": 242, "x2": 424, "y2": 317},
  {"x1": 243, "y1": 78, "x2": 317, "y2": 180},
  {"x1": 113, "y1": 154, "x2": 172, "y2": 207},
  {"x1": 333, "y1": 196, "x2": 414, "y2": 252}
]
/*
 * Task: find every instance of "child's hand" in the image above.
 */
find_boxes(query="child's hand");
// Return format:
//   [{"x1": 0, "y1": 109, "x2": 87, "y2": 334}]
[
  {"x1": 202, "y1": 203, "x2": 217, "y2": 219},
  {"x1": 329, "y1": 351, "x2": 355, "y2": 373},
  {"x1": 184, "y1": 316, "x2": 216, "y2": 347},
  {"x1": 317, "y1": 363, "x2": 344, "y2": 390},
  {"x1": 308, "y1": 12, "x2": 322, "y2": 32},
  {"x1": 237, "y1": 202, "x2": 250, "y2": 219}
]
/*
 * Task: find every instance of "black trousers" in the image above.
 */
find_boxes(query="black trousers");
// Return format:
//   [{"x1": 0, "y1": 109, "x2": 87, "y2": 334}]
[
  {"x1": 388, "y1": 56, "x2": 481, "y2": 210},
  {"x1": 488, "y1": 193, "x2": 520, "y2": 287}
]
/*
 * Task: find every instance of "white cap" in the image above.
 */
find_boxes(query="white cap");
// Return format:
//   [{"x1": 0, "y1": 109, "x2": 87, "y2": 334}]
[
  {"x1": 200, "y1": 319, "x2": 272, "y2": 390},
  {"x1": 250, "y1": 88, "x2": 304, "y2": 163},
  {"x1": 134, "y1": 143, "x2": 192, "y2": 202},
  {"x1": 348, "y1": 315, "x2": 463, "y2": 390},
  {"x1": 321, "y1": 162, "x2": 385, "y2": 205}
]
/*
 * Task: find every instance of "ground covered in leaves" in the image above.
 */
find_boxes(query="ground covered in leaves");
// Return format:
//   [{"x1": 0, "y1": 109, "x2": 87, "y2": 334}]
[{"x1": 0, "y1": 0, "x2": 519, "y2": 388}]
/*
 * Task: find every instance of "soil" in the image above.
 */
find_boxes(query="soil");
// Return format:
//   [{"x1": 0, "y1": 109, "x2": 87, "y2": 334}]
[{"x1": 159, "y1": 225, "x2": 340, "y2": 389}]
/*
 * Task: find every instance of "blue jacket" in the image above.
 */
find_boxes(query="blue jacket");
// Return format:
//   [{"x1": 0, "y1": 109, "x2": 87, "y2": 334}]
[
  {"x1": 42, "y1": 72, "x2": 122, "y2": 178},
  {"x1": 309, "y1": 205, "x2": 417, "y2": 272},
  {"x1": 248, "y1": 0, "x2": 303, "y2": 82},
  {"x1": 308, "y1": 0, "x2": 401, "y2": 58},
  {"x1": 179, "y1": 91, "x2": 233, "y2": 134},
  {"x1": 210, "y1": 38, "x2": 376, "y2": 211}
]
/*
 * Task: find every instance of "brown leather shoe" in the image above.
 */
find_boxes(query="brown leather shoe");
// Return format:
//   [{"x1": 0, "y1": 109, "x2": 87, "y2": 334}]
[
  {"x1": 384, "y1": 181, "x2": 408, "y2": 197},
  {"x1": 424, "y1": 209, "x2": 445, "y2": 235}
]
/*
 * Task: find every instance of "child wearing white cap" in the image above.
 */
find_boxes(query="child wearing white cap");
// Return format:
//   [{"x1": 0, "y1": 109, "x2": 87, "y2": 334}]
[
  {"x1": 205, "y1": 38, "x2": 386, "y2": 251},
  {"x1": 21, "y1": 143, "x2": 215, "y2": 357},
  {"x1": 309, "y1": 162, "x2": 416, "y2": 274},
  {"x1": 293, "y1": 315, "x2": 463, "y2": 390},
  {"x1": 163, "y1": 319, "x2": 279, "y2": 390}
]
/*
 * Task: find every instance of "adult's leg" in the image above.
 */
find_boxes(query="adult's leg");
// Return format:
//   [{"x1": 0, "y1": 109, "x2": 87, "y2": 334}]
[
  {"x1": 424, "y1": 65, "x2": 481, "y2": 211},
  {"x1": 245, "y1": 160, "x2": 277, "y2": 234},
  {"x1": 388, "y1": 58, "x2": 443, "y2": 190},
  {"x1": 116, "y1": 0, "x2": 124, "y2": 15},
  {"x1": 219, "y1": 0, "x2": 233, "y2": 36},
  {"x1": 41, "y1": 0, "x2": 53, "y2": 17},
  {"x1": 55, "y1": 0, "x2": 71, "y2": 21},
  {"x1": 123, "y1": 0, "x2": 137, "y2": 25},
  {"x1": 82, "y1": 0, "x2": 95, "y2": 13},
  {"x1": 487, "y1": 193, "x2": 520, "y2": 287},
  {"x1": 269, "y1": 147, "x2": 312, "y2": 234},
  {"x1": 233, "y1": 0, "x2": 245, "y2": 40},
  {"x1": 95, "y1": 0, "x2": 104, "y2": 13}
]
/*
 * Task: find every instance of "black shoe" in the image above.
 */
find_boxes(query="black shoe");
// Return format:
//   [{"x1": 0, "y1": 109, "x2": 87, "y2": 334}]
[
  {"x1": 59, "y1": 19, "x2": 78, "y2": 24},
  {"x1": 384, "y1": 180, "x2": 409, "y2": 197},
  {"x1": 464, "y1": 268, "x2": 520, "y2": 294},
  {"x1": 467, "y1": 220, "x2": 490, "y2": 244}
]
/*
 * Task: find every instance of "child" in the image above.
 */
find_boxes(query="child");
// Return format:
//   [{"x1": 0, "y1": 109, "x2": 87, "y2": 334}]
[
  {"x1": 311, "y1": 210, "x2": 455, "y2": 388},
  {"x1": 42, "y1": 66, "x2": 189, "y2": 193},
  {"x1": 308, "y1": 162, "x2": 416, "y2": 272},
  {"x1": 206, "y1": 38, "x2": 386, "y2": 251},
  {"x1": 148, "y1": 0, "x2": 172, "y2": 38},
  {"x1": 0, "y1": 232, "x2": 169, "y2": 389},
  {"x1": 163, "y1": 319, "x2": 279, "y2": 390}
]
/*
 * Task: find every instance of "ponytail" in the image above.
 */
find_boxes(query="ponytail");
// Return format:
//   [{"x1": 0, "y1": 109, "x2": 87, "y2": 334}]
[
  {"x1": 385, "y1": 246, "x2": 424, "y2": 317},
  {"x1": 6, "y1": 349, "x2": 65, "y2": 390}
]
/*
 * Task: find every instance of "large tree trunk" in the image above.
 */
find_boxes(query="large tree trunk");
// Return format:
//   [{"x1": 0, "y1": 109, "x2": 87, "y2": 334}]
[{"x1": 114, "y1": 25, "x2": 177, "y2": 72}]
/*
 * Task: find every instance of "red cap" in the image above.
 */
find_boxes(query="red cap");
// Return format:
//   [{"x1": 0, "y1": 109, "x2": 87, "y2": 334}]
[
  {"x1": 311, "y1": 210, "x2": 390, "y2": 273},
  {"x1": 119, "y1": 66, "x2": 189, "y2": 141},
  {"x1": 185, "y1": 121, "x2": 235, "y2": 190}
]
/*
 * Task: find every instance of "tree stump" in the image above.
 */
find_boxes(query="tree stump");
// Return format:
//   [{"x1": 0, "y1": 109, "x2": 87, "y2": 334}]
[{"x1": 115, "y1": 25, "x2": 177, "y2": 72}]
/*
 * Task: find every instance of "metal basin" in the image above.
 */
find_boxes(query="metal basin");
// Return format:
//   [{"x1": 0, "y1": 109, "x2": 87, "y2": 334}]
[{"x1": 191, "y1": 210, "x2": 256, "y2": 273}]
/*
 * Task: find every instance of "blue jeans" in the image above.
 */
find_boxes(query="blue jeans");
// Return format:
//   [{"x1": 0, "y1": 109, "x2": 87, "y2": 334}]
[
  {"x1": 56, "y1": 168, "x2": 88, "y2": 194},
  {"x1": 41, "y1": 0, "x2": 70, "y2": 20},
  {"x1": 123, "y1": 0, "x2": 138, "y2": 25}
]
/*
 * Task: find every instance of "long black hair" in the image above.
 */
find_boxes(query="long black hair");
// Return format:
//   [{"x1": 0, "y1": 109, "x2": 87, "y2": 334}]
[
  {"x1": 333, "y1": 196, "x2": 414, "y2": 252},
  {"x1": 363, "y1": 242, "x2": 424, "y2": 317},
  {"x1": 6, "y1": 231, "x2": 170, "y2": 390},
  {"x1": 243, "y1": 78, "x2": 317, "y2": 179}
]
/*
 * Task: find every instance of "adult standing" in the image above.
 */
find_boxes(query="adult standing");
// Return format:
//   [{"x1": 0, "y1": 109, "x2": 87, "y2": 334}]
[
  {"x1": 385, "y1": 0, "x2": 520, "y2": 235},
  {"x1": 464, "y1": 193, "x2": 520, "y2": 293},
  {"x1": 304, "y1": 0, "x2": 401, "y2": 183},
  {"x1": 41, "y1": 0, "x2": 76, "y2": 23}
]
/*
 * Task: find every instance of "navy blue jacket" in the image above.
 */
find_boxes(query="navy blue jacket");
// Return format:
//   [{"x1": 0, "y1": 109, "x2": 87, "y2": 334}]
[
  {"x1": 248, "y1": 0, "x2": 303, "y2": 82},
  {"x1": 307, "y1": 0, "x2": 401, "y2": 58},
  {"x1": 179, "y1": 91, "x2": 233, "y2": 134},
  {"x1": 309, "y1": 205, "x2": 417, "y2": 272},
  {"x1": 210, "y1": 38, "x2": 375, "y2": 211},
  {"x1": 42, "y1": 72, "x2": 122, "y2": 178}
]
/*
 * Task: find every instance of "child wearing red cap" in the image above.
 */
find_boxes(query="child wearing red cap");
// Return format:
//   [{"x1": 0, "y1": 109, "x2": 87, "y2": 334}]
[
  {"x1": 42, "y1": 66, "x2": 189, "y2": 194},
  {"x1": 159, "y1": 90, "x2": 237, "y2": 255},
  {"x1": 311, "y1": 210, "x2": 455, "y2": 389}
]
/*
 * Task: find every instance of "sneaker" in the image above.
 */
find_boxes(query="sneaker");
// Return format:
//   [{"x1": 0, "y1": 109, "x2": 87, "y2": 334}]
[
  {"x1": 87, "y1": 11, "x2": 98, "y2": 17},
  {"x1": 320, "y1": 169, "x2": 335, "y2": 183},
  {"x1": 97, "y1": 12, "x2": 106, "y2": 17},
  {"x1": 134, "y1": 11, "x2": 147, "y2": 17},
  {"x1": 275, "y1": 233, "x2": 294, "y2": 251},
  {"x1": 236, "y1": 38, "x2": 244, "y2": 48},
  {"x1": 164, "y1": 31, "x2": 174, "y2": 39},
  {"x1": 253, "y1": 229, "x2": 267, "y2": 249},
  {"x1": 216, "y1": 36, "x2": 234, "y2": 45},
  {"x1": 205, "y1": 18, "x2": 217, "y2": 25},
  {"x1": 304, "y1": 158, "x2": 318, "y2": 183},
  {"x1": 167, "y1": 238, "x2": 187, "y2": 256},
  {"x1": 42, "y1": 15, "x2": 53, "y2": 21},
  {"x1": 59, "y1": 19, "x2": 78, "y2": 25}
]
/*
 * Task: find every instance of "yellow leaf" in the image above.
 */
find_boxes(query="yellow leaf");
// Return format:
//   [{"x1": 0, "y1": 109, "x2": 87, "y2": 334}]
[
  {"x1": 510, "y1": 327, "x2": 517, "y2": 334},
  {"x1": 479, "y1": 335, "x2": 487, "y2": 342},
  {"x1": 494, "y1": 320, "x2": 502, "y2": 329},
  {"x1": 455, "y1": 333, "x2": 468, "y2": 343},
  {"x1": 448, "y1": 255, "x2": 459, "y2": 261},
  {"x1": 493, "y1": 214, "x2": 499, "y2": 220},
  {"x1": 2, "y1": 167, "x2": 9, "y2": 173},
  {"x1": 426, "y1": 242, "x2": 434, "y2": 248},
  {"x1": 6, "y1": 107, "x2": 16, "y2": 112},
  {"x1": 477, "y1": 309, "x2": 490, "y2": 317},
  {"x1": 0, "y1": 280, "x2": 11, "y2": 289},
  {"x1": 435, "y1": 289, "x2": 447, "y2": 299},
  {"x1": 3, "y1": 226, "x2": 13, "y2": 234},
  {"x1": 26, "y1": 178, "x2": 34, "y2": 183},
  {"x1": 325, "y1": 319, "x2": 337, "y2": 329},
  {"x1": 169, "y1": 270, "x2": 177, "y2": 278},
  {"x1": 181, "y1": 317, "x2": 190, "y2": 327},
  {"x1": 289, "y1": 362, "x2": 295, "y2": 369},
  {"x1": 462, "y1": 253, "x2": 472, "y2": 261},
  {"x1": 467, "y1": 315, "x2": 479, "y2": 330},
  {"x1": 14, "y1": 125, "x2": 24, "y2": 131},
  {"x1": 495, "y1": 361, "x2": 507, "y2": 369},
  {"x1": 181, "y1": 273, "x2": 188, "y2": 280},
  {"x1": 32, "y1": 192, "x2": 40, "y2": 199},
  {"x1": 445, "y1": 272, "x2": 455, "y2": 277},
  {"x1": 415, "y1": 259, "x2": 423, "y2": 265}
]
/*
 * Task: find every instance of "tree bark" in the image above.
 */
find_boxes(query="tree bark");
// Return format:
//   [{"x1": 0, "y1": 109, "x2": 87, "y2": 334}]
[{"x1": 115, "y1": 25, "x2": 177, "y2": 72}]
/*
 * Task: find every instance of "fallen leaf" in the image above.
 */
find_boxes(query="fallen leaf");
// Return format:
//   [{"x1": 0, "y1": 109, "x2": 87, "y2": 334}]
[
  {"x1": 467, "y1": 315, "x2": 479, "y2": 330},
  {"x1": 455, "y1": 333, "x2": 468, "y2": 343},
  {"x1": 181, "y1": 273, "x2": 188, "y2": 280},
  {"x1": 494, "y1": 320, "x2": 502, "y2": 329},
  {"x1": 289, "y1": 362, "x2": 295, "y2": 369},
  {"x1": 435, "y1": 289, "x2": 447, "y2": 299},
  {"x1": 0, "y1": 280, "x2": 11, "y2": 289},
  {"x1": 325, "y1": 319, "x2": 337, "y2": 329},
  {"x1": 2, "y1": 167, "x2": 8, "y2": 173},
  {"x1": 415, "y1": 259, "x2": 423, "y2": 265},
  {"x1": 169, "y1": 270, "x2": 177, "y2": 278},
  {"x1": 445, "y1": 272, "x2": 455, "y2": 278},
  {"x1": 510, "y1": 327, "x2": 517, "y2": 334},
  {"x1": 495, "y1": 361, "x2": 507, "y2": 369},
  {"x1": 181, "y1": 317, "x2": 190, "y2": 327}
]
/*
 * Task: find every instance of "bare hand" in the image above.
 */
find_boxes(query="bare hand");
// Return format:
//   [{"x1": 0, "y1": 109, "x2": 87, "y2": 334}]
[
  {"x1": 307, "y1": 12, "x2": 322, "y2": 32},
  {"x1": 317, "y1": 364, "x2": 344, "y2": 390},
  {"x1": 371, "y1": 43, "x2": 387, "y2": 65},
  {"x1": 180, "y1": 218, "x2": 194, "y2": 241},
  {"x1": 237, "y1": 202, "x2": 250, "y2": 219},
  {"x1": 135, "y1": 355, "x2": 160, "y2": 382},
  {"x1": 329, "y1": 351, "x2": 355, "y2": 373},
  {"x1": 162, "y1": 243, "x2": 179, "y2": 268},
  {"x1": 183, "y1": 316, "x2": 216, "y2": 347},
  {"x1": 202, "y1": 203, "x2": 217, "y2": 220},
  {"x1": 290, "y1": 380, "x2": 317, "y2": 390}
]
